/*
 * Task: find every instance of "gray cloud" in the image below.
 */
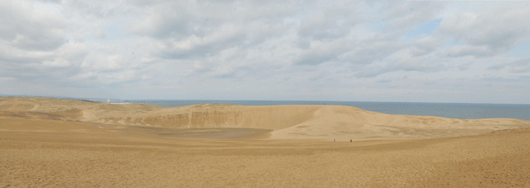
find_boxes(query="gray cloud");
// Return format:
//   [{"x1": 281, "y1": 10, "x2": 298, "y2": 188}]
[
  {"x1": 355, "y1": 60, "x2": 446, "y2": 78},
  {"x1": 294, "y1": 42, "x2": 350, "y2": 65},
  {"x1": 0, "y1": 1, "x2": 68, "y2": 52},
  {"x1": 437, "y1": 3, "x2": 530, "y2": 58},
  {"x1": 297, "y1": 3, "x2": 362, "y2": 41},
  {"x1": 1, "y1": 0, "x2": 530, "y2": 103},
  {"x1": 381, "y1": 1, "x2": 445, "y2": 33},
  {"x1": 490, "y1": 56, "x2": 530, "y2": 73},
  {"x1": 509, "y1": 57, "x2": 530, "y2": 73}
]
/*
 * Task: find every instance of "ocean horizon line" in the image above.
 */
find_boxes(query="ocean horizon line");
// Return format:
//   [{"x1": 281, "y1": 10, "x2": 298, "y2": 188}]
[{"x1": 2, "y1": 94, "x2": 530, "y2": 105}]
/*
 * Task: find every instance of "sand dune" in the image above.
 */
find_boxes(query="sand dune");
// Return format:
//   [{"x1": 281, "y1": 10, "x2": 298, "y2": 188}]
[
  {"x1": 2, "y1": 97, "x2": 530, "y2": 187},
  {"x1": 1, "y1": 97, "x2": 528, "y2": 140}
]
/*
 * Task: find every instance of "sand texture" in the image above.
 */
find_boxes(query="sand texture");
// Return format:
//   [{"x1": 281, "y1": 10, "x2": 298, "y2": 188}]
[{"x1": 1, "y1": 97, "x2": 530, "y2": 187}]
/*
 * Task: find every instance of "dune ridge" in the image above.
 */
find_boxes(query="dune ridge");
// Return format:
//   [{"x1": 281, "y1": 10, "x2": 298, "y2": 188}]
[
  {"x1": 2, "y1": 97, "x2": 530, "y2": 187},
  {"x1": 1, "y1": 97, "x2": 528, "y2": 140}
]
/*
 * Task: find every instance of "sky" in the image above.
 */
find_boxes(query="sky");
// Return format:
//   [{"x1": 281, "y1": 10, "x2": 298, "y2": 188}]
[{"x1": 0, "y1": 0, "x2": 529, "y2": 103}]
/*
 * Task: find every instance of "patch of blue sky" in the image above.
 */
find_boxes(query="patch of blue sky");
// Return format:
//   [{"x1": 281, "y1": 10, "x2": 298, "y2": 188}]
[
  {"x1": 84, "y1": 23, "x2": 129, "y2": 43},
  {"x1": 504, "y1": 41, "x2": 530, "y2": 58},
  {"x1": 404, "y1": 18, "x2": 442, "y2": 40}
]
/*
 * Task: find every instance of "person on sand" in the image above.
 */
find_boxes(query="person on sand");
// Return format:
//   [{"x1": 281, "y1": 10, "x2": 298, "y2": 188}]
[
  {"x1": 350, "y1": 139, "x2": 352, "y2": 143},
  {"x1": 334, "y1": 139, "x2": 335, "y2": 142}
]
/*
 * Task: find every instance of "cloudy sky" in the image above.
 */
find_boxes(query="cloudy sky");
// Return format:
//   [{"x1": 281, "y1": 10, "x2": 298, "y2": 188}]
[{"x1": 1, "y1": 0, "x2": 529, "y2": 103}]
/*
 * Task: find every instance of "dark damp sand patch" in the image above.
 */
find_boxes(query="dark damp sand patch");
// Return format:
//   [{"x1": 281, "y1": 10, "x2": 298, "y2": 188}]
[{"x1": 105, "y1": 125, "x2": 272, "y2": 139}]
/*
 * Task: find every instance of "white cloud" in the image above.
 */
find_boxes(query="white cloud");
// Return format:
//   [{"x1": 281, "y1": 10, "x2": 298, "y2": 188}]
[
  {"x1": 489, "y1": 56, "x2": 530, "y2": 73},
  {"x1": 437, "y1": 4, "x2": 530, "y2": 57},
  {"x1": 94, "y1": 26, "x2": 107, "y2": 39},
  {"x1": 141, "y1": 74, "x2": 152, "y2": 80},
  {"x1": 1, "y1": 0, "x2": 530, "y2": 103},
  {"x1": 43, "y1": 58, "x2": 70, "y2": 67},
  {"x1": 0, "y1": 1, "x2": 68, "y2": 51},
  {"x1": 0, "y1": 77, "x2": 16, "y2": 81}
]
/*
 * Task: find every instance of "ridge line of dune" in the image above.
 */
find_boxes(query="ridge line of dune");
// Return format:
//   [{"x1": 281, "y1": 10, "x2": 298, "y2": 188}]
[{"x1": 1, "y1": 97, "x2": 529, "y2": 140}]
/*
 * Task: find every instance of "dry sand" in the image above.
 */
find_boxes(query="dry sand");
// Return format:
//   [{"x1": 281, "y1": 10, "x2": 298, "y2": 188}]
[{"x1": 1, "y1": 97, "x2": 530, "y2": 187}]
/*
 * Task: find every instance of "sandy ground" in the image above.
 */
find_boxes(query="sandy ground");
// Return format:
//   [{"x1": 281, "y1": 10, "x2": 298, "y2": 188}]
[{"x1": 1, "y1": 97, "x2": 530, "y2": 187}]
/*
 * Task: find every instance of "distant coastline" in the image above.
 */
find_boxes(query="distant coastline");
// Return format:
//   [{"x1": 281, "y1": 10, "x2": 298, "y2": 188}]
[{"x1": 2, "y1": 96, "x2": 529, "y2": 120}]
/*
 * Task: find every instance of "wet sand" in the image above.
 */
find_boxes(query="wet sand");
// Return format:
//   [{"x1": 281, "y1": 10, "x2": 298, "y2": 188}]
[{"x1": 1, "y1": 97, "x2": 530, "y2": 187}]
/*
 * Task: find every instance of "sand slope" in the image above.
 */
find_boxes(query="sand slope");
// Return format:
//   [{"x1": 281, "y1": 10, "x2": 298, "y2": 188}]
[
  {"x1": 2, "y1": 97, "x2": 530, "y2": 187},
  {"x1": 269, "y1": 105, "x2": 529, "y2": 140},
  {"x1": 1, "y1": 117, "x2": 530, "y2": 187},
  {"x1": 1, "y1": 97, "x2": 528, "y2": 140}
]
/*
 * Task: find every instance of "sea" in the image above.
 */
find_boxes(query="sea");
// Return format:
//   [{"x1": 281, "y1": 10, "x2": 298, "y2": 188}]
[{"x1": 128, "y1": 100, "x2": 530, "y2": 121}]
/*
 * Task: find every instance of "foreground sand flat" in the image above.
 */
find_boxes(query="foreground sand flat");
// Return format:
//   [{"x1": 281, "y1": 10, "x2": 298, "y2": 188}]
[{"x1": 1, "y1": 97, "x2": 530, "y2": 187}]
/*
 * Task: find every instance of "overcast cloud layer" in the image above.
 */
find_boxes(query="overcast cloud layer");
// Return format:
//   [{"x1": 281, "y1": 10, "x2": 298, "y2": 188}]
[{"x1": 1, "y1": 0, "x2": 529, "y2": 103}]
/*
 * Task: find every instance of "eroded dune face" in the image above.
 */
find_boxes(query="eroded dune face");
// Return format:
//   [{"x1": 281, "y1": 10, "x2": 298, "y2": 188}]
[
  {"x1": 1, "y1": 97, "x2": 529, "y2": 140},
  {"x1": 0, "y1": 97, "x2": 319, "y2": 130}
]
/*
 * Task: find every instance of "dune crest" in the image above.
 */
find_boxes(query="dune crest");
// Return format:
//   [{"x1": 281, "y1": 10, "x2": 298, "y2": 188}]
[
  {"x1": 270, "y1": 105, "x2": 528, "y2": 140},
  {"x1": 1, "y1": 97, "x2": 528, "y2": 140}
]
